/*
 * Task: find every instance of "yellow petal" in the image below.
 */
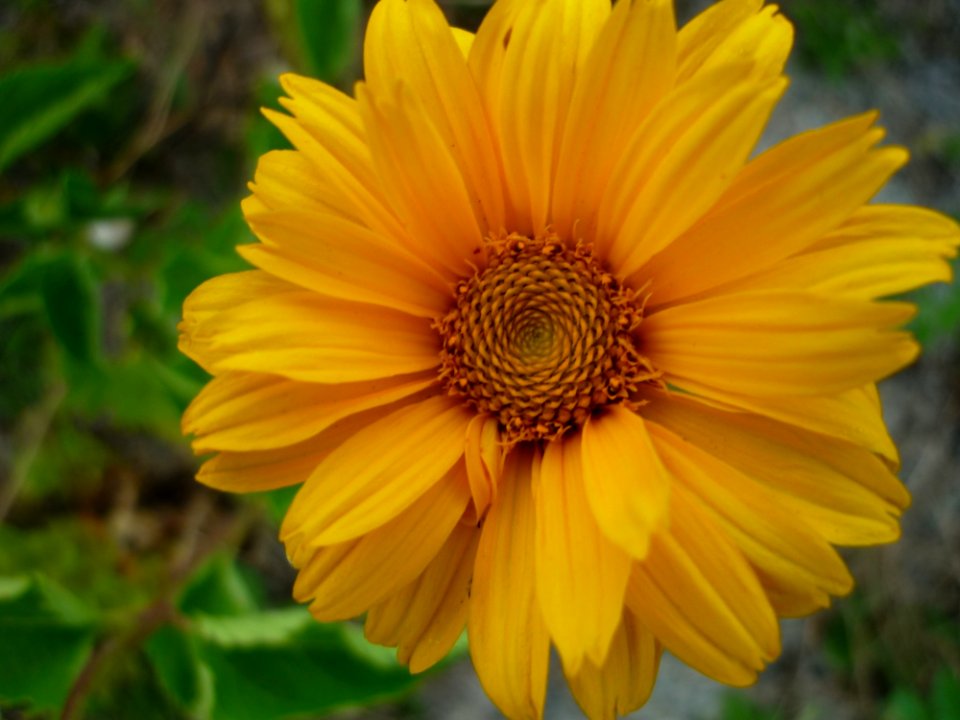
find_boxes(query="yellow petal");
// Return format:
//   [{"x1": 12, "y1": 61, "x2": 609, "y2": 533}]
[
  {"x1": 364, "y1": 0, "x2": 505, "y2": 234},
  {"x1": 183, "y1": 371, "x2": 435, "y2": 453},
  {"x1": 566, "y1": 610, "x2": 660, "y2": 720},
  {"x1": 580, "y1": 406, "x2": 670, "y2": 558},
  {"x1": 638, "y1": 113, "x2": 908, "y2": 305},
  {"x1": 598, "y1": 66, "x2": 786, "y2": 277},
  {"x1": 248, "y1": 149, "x2": 351, "y2": 220},
  {"x1": 464, "y1": 414, "x2": 503, "y2": 519},
  {"x1": 477, "y1": 0, "x2": 610, "y2": 234},
  {"x1": 292, "y1": 465, "x2": 470, "y2": 621},
  {"x1": 450, "y1": 27, "x2": 474, "y2": 57},
  {"x1": 469, "y1": 447, "x2": 549, "y2": 720},
  {"x1": 642, "y1": 290, "x2": 918, "y2": 397},
  {"x1": 178, "y1": 271, "x2": 288, "y2": 373},
  {"x1": 534, "y1": 435, "x2": 631, "y2": 673},
  {"x1": 365, "y1": 522, "x2": 480, "y2": 673},
  {"x1": 195, "y1": 403, "x2": 393, "y2": 493},
  {"x1": 181, "y1": 280, "x2": 440, "y2": 383},
  {"x1": 280, "y1": 395, "x2": 472, "y2": 546},
  {"x1": 357, "y1": 81, "x2": 484, "y2": 278},
  {"x1": 240, "y1": 207, "x2": 452, "y2": 318},
  {"x1": 647, "y1": 422, "x2": 853, "y2": 616},
  {"x1": 627, "y1": 485, "x2": 780, "y2": 686},
  {"x1": 551, "y1": 0, "x2": 677, "y2": 240},
  {"x1": 264, "y1": 76, "x2": 403, "y2": 239},
  {"x1": 725, "y1": 204, "x2": 960, "y2": 300},
  {"x1": 660, "y1": 383, "x2": 898, "y2": 464},
  {"x1": 677, "y1": 0, "x2": 792, "y2": 84},
  {"x1": 640, "y1": 389, "x2": 909, "y2": 545}
]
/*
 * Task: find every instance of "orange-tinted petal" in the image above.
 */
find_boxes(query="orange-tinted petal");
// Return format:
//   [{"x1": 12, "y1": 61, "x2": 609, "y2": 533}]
[
  {"x1": 551, "y1": 0, "x2": 676, "y2": 240},
  {"x1": 655, "y1": 383, "x2": 898, "y2": 464},
  {"x1": 280, "y1": 395, "x2": 472, "y2": 546},
  {"x1": 240, "y1": 206, "x2": 452, "y2": 318},
  {"x1": 292, "y1": 465, "x2": 470, "y2": 621},
  {"x1": 580, "y1": 406, "x2": 670, "y2": 558},
  {"x1": 566, "y1": 610, "x2": 660, "y2": 720},
  {"x1": 725, "y1": 205, "x2": 959, "y2": 301},
  {"x1": 180, "y1": 277, "x2": 440, "y2": 383},
  {"x1": 473, "y1": 0, "x2": 610, "y2": 234},
  {"x1": 642, "y1": 291, "x2": 918, "y2": 397},
  {"x1": 677, "y1": 0, "x2": 792, "y2": 84},
  {"x1": 638, "y1": 113, "x2": 908, "y2": 305},
  {"x1": 364, "y1": 0, "x2": 505, "y2": 234},
  {"x1": 535, "y1": 435, "x2": 631, "y2": 672},
  {"x1": 464, "y1": 414, "x2": 503, "y2": 519},
  {"x1": 641, "y1": 389, "x2": 909, "y2": 545},
  {"x1": 469, "y1": 447, "x2": 549, "y2": 720},
  {"x1": 195, "y1": 403, "x2": 398, "y2": 493},
  {"x1": 183, "y1": 371, "x2": 435, "y2": 453},
  {"x1": 598, "y1": 66, "x2": 786, "y2": 277},
  {"x1": 627, "y1": 485, "x2": 780, "y2": 686},
  {"x1": 357, "y1": 81, "x2": 484, "y2": 278},
  {"x1": 648, "y1": 421, "x2": 853, "y2": 616},
  {"x1": 365, "y1": 522, "x2": 480, "y2": 673},
  {"x1": 265, "y1": 77, "x2": 403, "y2": 239}
]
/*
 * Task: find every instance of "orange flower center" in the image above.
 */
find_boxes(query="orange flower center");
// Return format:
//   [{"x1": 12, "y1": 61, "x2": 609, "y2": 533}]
[{"x1": 436, "y1": 235, "x2": 660, "y2": 444}]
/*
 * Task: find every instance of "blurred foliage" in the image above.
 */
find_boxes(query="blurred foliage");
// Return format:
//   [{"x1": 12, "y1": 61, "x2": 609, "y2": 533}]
[
  {"x1": 0, "y1": 1, "x2": 431, "y2": 718},
  {"x1": 789, "y1": 0, "x2": 900, "y2": 79}
]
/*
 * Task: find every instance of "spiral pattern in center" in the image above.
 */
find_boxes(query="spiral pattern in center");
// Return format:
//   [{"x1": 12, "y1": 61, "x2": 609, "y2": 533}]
[{"x1": 437, "y1": 235, "x2": 658, "y2": 443}]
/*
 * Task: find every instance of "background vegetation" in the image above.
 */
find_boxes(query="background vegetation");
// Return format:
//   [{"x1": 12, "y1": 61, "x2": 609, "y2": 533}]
[{"x1": 0, "y1": 1, "x2": 957, "y2": 719}]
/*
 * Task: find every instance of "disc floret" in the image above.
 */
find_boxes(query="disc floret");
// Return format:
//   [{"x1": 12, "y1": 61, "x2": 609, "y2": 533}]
[{"x1": 437, "y1": 234, "x2": 660, "y2": 443}]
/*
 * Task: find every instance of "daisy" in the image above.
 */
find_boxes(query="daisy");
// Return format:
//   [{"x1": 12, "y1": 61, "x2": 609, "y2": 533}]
[{"x1": 179, "y1": 0, "x2": 960, "y2": 717}]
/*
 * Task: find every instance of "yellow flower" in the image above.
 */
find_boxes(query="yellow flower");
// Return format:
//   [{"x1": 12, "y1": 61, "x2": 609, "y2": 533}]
[{"x1": 179, "y1": 0, "x2": 960, "y2": 717}]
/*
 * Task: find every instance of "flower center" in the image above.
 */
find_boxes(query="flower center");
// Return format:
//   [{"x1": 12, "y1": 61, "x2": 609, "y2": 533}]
[{"x1": 436, "y1": 234, "x2": 660, "y2": 444}]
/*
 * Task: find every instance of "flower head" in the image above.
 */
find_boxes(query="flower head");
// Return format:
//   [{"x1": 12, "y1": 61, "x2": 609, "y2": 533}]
[{"x1": 179, "y1": 0, "x2": 960, "y2": 717}]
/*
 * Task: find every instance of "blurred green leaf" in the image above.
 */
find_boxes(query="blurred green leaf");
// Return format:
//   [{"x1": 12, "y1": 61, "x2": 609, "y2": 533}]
[
  {"x1": 0, "y1": 56, "x2": 134, "y2": 172},
  {"x1": 39, "y1": 252, "x2": 102, "y2": 366},
  {"x1": 63, "y1": 354, "x2": 193, "y2": 439},
  {"x1": 932, "y1": 668, "x2": 960, "y2": 720},
  {"x1": 0, "y1": 520, "x2": 159, "y2": 615},
  {"x1": 790, "y1": 0, "x2": 899, "y2": 79},
  {"x1": 178, "y1": 555, "x2": 260, "y2": 618},
  {"x1": 720, "y1": 692, "x2": 781, "y2": 720},
  {"x1": 0, "y1": 310, "x2": 47, "y2": 422},
  {"x1": 911, "y1": 258, "x2": 960, "y2": 347},
  {"x1": 0, "y1": 575, "x2": 98, "y2": 712},
  {"x1": 884, "y1": 688, "x2": 931, "y2": 720},
  {"x1": 296, "y1": 0, "x2": 362, "y2": 80},
  {"x1": 190, "y1": 607, "x2": 313, "y2": 647},
  {"x1": 267, "y1": 0, "x2": 361, "y2": 81},
  {"x1": 21, "y1": 417, "x2": 109, "y2": 502},
  {"x1": 197, "y1": 617, "x2": 417, "y2": 720},
  {"x1": 146, "y1": 624, "x2": 215, "y2": 718}
]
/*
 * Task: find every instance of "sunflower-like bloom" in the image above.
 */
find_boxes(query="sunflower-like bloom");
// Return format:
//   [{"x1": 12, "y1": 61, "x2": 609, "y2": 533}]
[{"x1": 179, "y1": 0, "x2": 959, "y2": 717}]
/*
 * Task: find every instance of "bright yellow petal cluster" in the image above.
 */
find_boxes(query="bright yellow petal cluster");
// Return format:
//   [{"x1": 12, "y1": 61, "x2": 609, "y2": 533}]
[{"x1": 179, "y1": 0, "x2": 960, "y2": 717}]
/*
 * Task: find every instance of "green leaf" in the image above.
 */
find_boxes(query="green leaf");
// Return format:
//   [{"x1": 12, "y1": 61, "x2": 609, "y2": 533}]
[
  {"x1": 196, "y1": 614, "x2": 418, "y2": 720},
  {"x1": 0, "y1": 57, "x2": 134, "y2": 172},
  {"x1": 63, "y1": 354, "x2": 191, "y2": 439},
  {"x1": 0, "y1": 574, "x2": 98, "y2": 712},
  {"x1": 296, "y1": 0, "x2": 362, "y2": 81},
  {"x1": 721, "y1": 692, "x2": 780, "y2": 720},
  {"x1": 932, "y1": 668, "x2": 960, "y2": 720},
  {"x1": 266, "y1": 0, "x2": 361, "y2": 81},
  {"x1": 145, "y1": 624, "x2": 214, "y2": 718},
  {"x1": 178, "y1": 555, "x2": 261, "y2": 618},
  {"x1": 38, "y1": 252, "x2": 102, "y2": 366},
  {"x1": 884, "y1": 689, "x2": 932, "y2": 720},
  {"x1": 911, "y1": 258, "x2": 960, "y2": 347}
]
